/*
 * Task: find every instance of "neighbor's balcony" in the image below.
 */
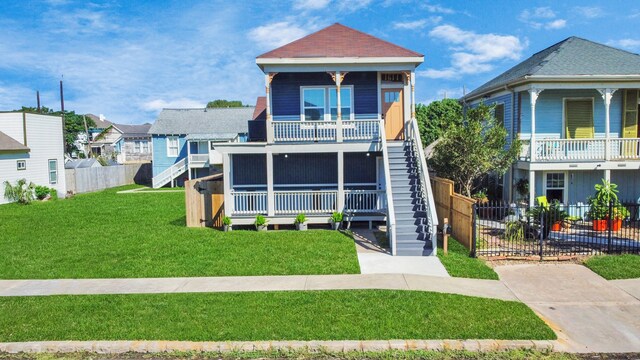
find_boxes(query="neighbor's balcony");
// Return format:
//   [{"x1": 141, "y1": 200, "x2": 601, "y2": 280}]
[
  {"x1": 230, "y1": 189, "x2": 386, "y2": 216},
  {"x1": 268, "y1": 115, "x2": 381, "y2": 143},
  {"x1": 520, "y1": 138, "x2": 640, "y2": 162},
  {"x1": 188, "y1": 153, "x2": 210, "y2": 168}
]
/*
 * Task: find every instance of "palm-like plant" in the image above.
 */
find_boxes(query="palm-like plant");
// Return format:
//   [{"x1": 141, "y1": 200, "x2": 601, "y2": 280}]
[{"x1": 3, "y1": 179, "x2": 36, "y2": 204}]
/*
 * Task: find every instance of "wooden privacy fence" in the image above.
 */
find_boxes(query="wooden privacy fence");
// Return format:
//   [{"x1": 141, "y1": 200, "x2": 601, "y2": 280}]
[
  {"x1": 430, "y1": 177, "x2": 476, "y2": 250},
  {"x1": 185, "y1": 173, "x2": 224, "y2": 228},
  {"x1": 65, "y1": 163, "x2": 152, "y2": 194}
]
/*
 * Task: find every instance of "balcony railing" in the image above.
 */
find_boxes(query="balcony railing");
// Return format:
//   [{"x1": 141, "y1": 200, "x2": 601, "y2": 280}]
[
  {"x1": 230, "y1": 189, "x2": 386, "y2": 216},
  {"x1": 519, "y1": 138, "x2": 640, "y2": 162},
  {"x1": 188, "y1": 154, "x2": 210, "y2": 167},
  {"x1": 270, "y1": 117, "x2": 381, "y2": 143}
]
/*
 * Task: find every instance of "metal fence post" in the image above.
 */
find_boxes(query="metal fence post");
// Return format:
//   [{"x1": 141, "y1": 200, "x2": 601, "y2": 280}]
[
  {"x1": 471, "y1": 203, "x2": 477, "y2": 258},
  {"x1": 539, "y1": 209, "x2": 544, "y2": 261},
  {"x1": 607, "y1": 200, "x2": 613, "y2": 253}
]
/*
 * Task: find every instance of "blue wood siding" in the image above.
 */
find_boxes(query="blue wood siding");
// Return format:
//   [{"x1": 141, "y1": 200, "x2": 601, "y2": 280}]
[
  {"x1": 273, "y1": 153, "x2": 337, "y2": 185},
  {"x1": 151, "y1": 134, "x2": 187, "y2": 176},
  {"x1": 567, "y1": 170, "x2": 605, "y2": 204},
  {"x1": 232, "y1": 154, "x2": 267, "y2": 186},
  {"x1": 519, "y1": 89, "x2": 623, "y2": 137},
  {"x1": 611, "y1": 170, "x2": 640, "y2": 203},
  {"x1": 344, "y1": 152, "x2": 378, "y2": 184},
  {"x1": 481, "y1": 93, "x2": 514, "y2": 145},
  {"x1": 271, "y1": 72, "x2": 378, "y2": 118}
]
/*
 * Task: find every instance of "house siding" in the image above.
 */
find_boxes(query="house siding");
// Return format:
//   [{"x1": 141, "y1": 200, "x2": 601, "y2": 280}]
[
  {"x1": 273, "y1": 153, "x2": 337, "y2": 185},
  {"x1": 151, "y1": 134, "x2": 188, "y2": 176},
  {"x1": 480, "y1": 93, "x2": 514, "y2": 145},
  {"x1": 611, "y1": 170, "x2": 640, "y2": 202},
  {"x1": 232, "y1": 154, "x2": 267, "y2": 186},
  {"x1": 344, "y1": 152, "x2": 378, "y2": 184},
  {"x1": 271, "y1": 71, "x2": 378, "y2": 118}
]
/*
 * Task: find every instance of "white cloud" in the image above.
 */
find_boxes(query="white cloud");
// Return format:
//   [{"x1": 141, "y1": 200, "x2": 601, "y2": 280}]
[
  {"x1": 607, "y1": 39, "x2": 640, "y2": 51},
  {"x1": 423, "y1": 4, "x2": 455, "y2": 14},
  {"x1": 574, "y1": 6, "x2": 604, "y2": 19},
  {"x1": 293, "y1": 0, "x2": 331, "y2": 10},
  {"x1": 392, "y1": 17, "x2": 441, "y2": 30},
  {"x1": 545, "y1": 19, "x2": 566, "y2": 30},
  {"x1": 141, "y1": 98, "x2": 206, "y2": 112},
  {"x1": 419, "y1": 25, "x2": 525, "y2": 79},
  {"x1": 336, "y1": 0, "x2": 372, "y2": 12},
  {"x1": 520, "y1": 7, "x2": 556, "y2": 20},
  {"x1": 630, "y1": 11, "x2": 640, "y2": 19},
  {"x1": 248, "y1": 21, "x2": 316, "y2": 49}
]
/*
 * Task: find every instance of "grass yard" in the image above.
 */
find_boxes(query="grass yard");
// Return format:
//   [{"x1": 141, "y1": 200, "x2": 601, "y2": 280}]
[
  {"x1": 0, "y1": 290, "x2": 555, "y2": 341},
  {"x1": 583, "y1": 254, "x2": 640, "y2": 280},
  {"x1": 0, "y1": 186, "x2": 360, "y2": 279},
  {"x1": 438, "y1": 237, "x2": 499, "y2": 280}
]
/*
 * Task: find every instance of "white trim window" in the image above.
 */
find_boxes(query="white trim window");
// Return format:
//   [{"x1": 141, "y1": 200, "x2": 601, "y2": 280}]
[
  {"x1": 300, "y1": 86, "x2": 353, "y2": 121},
  {"x1": 543, "y1": 172, "x2": 567, "y2": 204},
  {"x1": 16, "y1": 160, "x2": 26, "y2": 171},
  {"x1": 134, "y1": 140, "x2": 149, "y2": 153},
  {"x1": 166, "y1": 136, "x2": 179, "y2": 157},
  {"x1": 48, "y1": 159, "x2": 58, "y2": 185}
]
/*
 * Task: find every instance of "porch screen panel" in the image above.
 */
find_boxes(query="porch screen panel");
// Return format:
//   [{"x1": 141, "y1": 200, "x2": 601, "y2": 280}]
[
  {"x1": 623, "y1": 90, "x2": 638, "y2": 138},
  {"x1": 565, "y1": 99, "x2": 594, "y2": 139}
]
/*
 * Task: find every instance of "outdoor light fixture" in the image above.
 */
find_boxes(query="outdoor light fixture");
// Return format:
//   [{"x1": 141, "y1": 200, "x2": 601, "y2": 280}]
[
  {"x1": 366, "y1": 153, "x2": 370, "y2": 157},
  {"x1": 284, "y1": 154, "x2": 288, "y2": 158}
]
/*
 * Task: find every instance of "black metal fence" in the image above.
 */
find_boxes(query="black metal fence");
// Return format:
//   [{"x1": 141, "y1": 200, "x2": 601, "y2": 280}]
[{"x1": 473, "y1": 201, "x2": 640, "y2": 259}]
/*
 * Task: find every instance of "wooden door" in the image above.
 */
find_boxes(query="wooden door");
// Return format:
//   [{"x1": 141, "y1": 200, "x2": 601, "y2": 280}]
[{"x1": 382, "y1": 89, "x2": 404, "y2": 140}]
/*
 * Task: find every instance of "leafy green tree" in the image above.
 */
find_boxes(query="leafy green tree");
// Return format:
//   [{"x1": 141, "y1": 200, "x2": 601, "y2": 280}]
[
  {"x1": 416, "y1": 98, "x2": 463, "y2": 146},
  {"x1": 430, "y1": 103, "x2": 521, "y2": 197},
  {"x1": 206, "y1": 99, "x2": 244, "y2": 108},
  {"x1": 16, "y1": 107, "x2": 95, "y2": 155}
]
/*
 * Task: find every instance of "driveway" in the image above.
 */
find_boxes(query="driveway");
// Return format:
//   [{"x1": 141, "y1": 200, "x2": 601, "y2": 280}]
[{"x1": 495, "y1": 263, "x2": 640, "y2": 353}]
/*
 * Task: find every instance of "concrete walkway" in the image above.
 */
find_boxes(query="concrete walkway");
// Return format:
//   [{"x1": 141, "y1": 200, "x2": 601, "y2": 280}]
[
  {"x1": 495, "y1": 264, "x2": 640, "y2": 353},
  {"x1": 0, "y1": 274, "x2": 516, "y2": 301}
]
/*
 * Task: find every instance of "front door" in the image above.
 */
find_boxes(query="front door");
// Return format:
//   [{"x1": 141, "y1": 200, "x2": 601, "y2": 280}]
[{"x1": 382, "y1": 88, "x2": 404, "y2": 140}]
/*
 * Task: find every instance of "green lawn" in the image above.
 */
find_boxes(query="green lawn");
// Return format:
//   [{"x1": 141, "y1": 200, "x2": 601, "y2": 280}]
[
  {"x1": 438, "y1": 237, "x2": 499, "y2": 280},
  {"x1": 0, "y1": 186, "x2": 359, "y2": 279},
  {"x1": 584, "y1": 254, "x2": 640, "y2": 280},
  {"x1": 0, "y1": 290, "x2": 555, "y2": 341}
]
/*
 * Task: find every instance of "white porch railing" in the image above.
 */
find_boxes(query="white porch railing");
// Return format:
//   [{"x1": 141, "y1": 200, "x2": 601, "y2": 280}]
[
  {"x1": 270, "y1": 119, "x2": 380, "y2": 143},
  {"x1": 519, "y1": 138, "x2": 640, "y2": 162},
  {"x1": 344, "y1": 189, "x2": 386, "y2": 213},
  {"x1": 188, "y1": 154, "x2": 209, "y2": 167},
  {"x1": 274, "y1": 190, "x2": 337, "y2": 215},
  {"x1": 151, "y1": 158, "x2": 187, "y2": 188},
  {"x1": 231, "y1": 191, "x2": 268, "y2": 215}
]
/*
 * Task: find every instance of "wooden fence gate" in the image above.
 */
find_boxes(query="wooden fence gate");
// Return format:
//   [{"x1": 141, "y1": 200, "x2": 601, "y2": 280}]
[
  {"x1": 185, "y1": 173, "x2": 224, "y2": 228},
  {"x1": 430, "y1": 177, "x2": 476, "y2": 251}
]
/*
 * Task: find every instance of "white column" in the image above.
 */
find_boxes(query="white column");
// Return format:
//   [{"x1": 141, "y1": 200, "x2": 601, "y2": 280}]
[
  {"x1": 266, "y1": 151, "x2": 275, "y2": 216},
  {"x1": 187, "y1": 141, "x2": 192, "y2": 180},
  {"x1": 410, "y1": 71, "x2": 416, "y2": 139},
  {"x1": 605, "y1": 169, "x2": 611, "y2": 182},
  {"x1": 337, "y1": 151, "x2": 344, "y2": 212},
  {"x1": 223, "y1": 153, "x2": 233, "y2": 216},
  {"x1": 528, "y1": 88, "x2": 542, "y2": 162},
  {"x1": 598, "y1": 88, "x2": 617, "y2": 161},
  {"x1": 265, "y1": 73, "x2": 275, "y2": 143},
  {"x1": 529, "y1": 170, "x2": 535, "y2": 207},
  {"x1": 334, "y1": 71, "x2": 343, "y2": 142}
]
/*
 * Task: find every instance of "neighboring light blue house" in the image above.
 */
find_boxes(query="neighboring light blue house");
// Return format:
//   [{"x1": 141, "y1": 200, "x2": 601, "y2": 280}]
[
  {"x1": 462, "y1": 37, "x2": 640, "y2": 206},
  {"x1": 148, "y1": 107, "x2": 254, "y2": 187},
  {"x1": 211, "y1": 23, "x2": 438, "y2": 256}
]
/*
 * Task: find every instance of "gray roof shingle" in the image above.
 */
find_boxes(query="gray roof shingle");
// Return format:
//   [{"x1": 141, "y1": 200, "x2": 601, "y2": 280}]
[
  {"x1": 0, "y1": 131, "x2": 29, "y2": 152},
  {"x1": 148, "y1": 107, "x2": 254, "y2": 137},
  {"x1": 465, "y1": 37, "x2": 640, "y2": 99}
]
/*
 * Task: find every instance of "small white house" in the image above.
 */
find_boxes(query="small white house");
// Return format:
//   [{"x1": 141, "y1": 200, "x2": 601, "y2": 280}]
[{"x1": 0, "y1": 112, "x2": 67, "y2": 204}]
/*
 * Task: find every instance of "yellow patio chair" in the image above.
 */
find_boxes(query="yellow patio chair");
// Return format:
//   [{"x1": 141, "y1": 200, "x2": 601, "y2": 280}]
[{"x1": 536, "y1": 195, "x2": 549, "y2": 209}]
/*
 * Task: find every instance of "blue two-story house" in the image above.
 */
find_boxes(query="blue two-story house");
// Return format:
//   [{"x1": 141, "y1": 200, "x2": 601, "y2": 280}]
[
  {"x1": 213, "y1": 23, "x2": 438, "y2": 256},
  {"x1": 463, "y1": 37, "x2": 640, "y2": 206}
]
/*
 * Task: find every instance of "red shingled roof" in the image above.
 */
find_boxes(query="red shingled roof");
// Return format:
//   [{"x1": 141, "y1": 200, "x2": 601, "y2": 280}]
[
  {"x1": 257, "y1": 23, "x2": 422, "y2": 59},
  {"x1": 252, "y1": 97, "x2": 266, "y2": 120}
]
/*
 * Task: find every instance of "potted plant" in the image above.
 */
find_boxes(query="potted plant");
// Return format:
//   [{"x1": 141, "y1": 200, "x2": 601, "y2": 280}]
[
  {"x1": 526, "y1": 200, "x2": 567, "y2": 239},
  {"x1": 254, "y1": 214, "x2": 268, "y2": 231},
  {"x1": 330, "y1": 211, "x2": 343, "y2": 230},
  {"x1": 294, "y1": 213, "x2": 308, "y2": 231},
  {"x1": 611, "y1": 204, "x2": 630, "y2": 231},
  {"x1": 222, "y1": 216, "x2": 232, "y2": 232},
  {"x1": 587, "y1": 179, "x2": 624, "y2": 231}
]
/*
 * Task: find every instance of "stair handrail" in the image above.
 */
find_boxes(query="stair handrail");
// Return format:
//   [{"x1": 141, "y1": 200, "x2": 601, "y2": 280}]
[
  {"x1": 380, "y1": 119, "x2": 397, "y2": 255},
  {"x1": 408, "y1": 117, "x2": 439, "y2": 251},
  {"x1": 152, "y1": 157, "x2": 187, "y2": 188}
]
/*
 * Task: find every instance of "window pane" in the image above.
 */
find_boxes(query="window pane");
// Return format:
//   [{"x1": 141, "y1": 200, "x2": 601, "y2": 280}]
[
  {"x1": 329, "y1": 88, "x2": 351, "y2": 107},
  {"x1": 305, "y1": 108, "x2": 324, "y2": 120},
  {"x1": 546, "y1": 189, "x2": 563, "y2": 203},
  {"x1": 49, "y1": 160, "x2": 56, "y2": 171},
  {"x1": 303, "y1": 89, "x2": 325, "y2": 108}
]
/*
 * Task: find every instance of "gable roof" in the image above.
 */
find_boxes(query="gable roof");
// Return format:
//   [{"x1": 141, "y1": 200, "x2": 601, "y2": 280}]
[
  {"x1": 114, "y1": 123, "x2": 152, "y2": 139},
  {"x1": 85, "y1": 114, "x2": 113, "y2": 129},
  {"x1": 257, "y1": 23, "x2": 422, "y2": 60},
  {"x1": 252, "y1": 97, "x2": 266, "y2": 121},
  {"x1": 0, "y1": 131, "x2": 29, "y2": 152},
  {"x1": 148, "y1": 107, "x2": 255, "y2": 138},
  {"x1": 465, "y1": 37, "x2": 640, "y2": 100},
  {"x1": 65, "y1": 158, "x2": 101, "y2": 169}
]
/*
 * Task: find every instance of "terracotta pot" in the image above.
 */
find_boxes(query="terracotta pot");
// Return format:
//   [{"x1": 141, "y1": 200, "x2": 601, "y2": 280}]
[
  {"x1": 611, "y1": 218, "x2": 623, "y2": 232},
  {"x1": 551, "y1": 221, "x2": 562, "y2": 231},
  {"x1": 592, "y1": 219, "x2": 608, "y2": 231}
]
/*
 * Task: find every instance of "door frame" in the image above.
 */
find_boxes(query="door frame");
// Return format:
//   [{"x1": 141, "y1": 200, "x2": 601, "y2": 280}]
[{"x1": 381, "y1": 88, "x2": 405, "y2": 140}]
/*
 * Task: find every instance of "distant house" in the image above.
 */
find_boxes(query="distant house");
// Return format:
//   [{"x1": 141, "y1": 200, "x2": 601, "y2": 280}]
[
  {"x1": 148, "y1": 107, "x2": 254, "y2": 187},
  {"x1": 462, "y1": 37, "x2": 640, "y2": 206},
  {"x1": 85, "y1": 114, "x2": 152, "y2": 164},
  {"x1": 0, "y1": 112, "x2": 66, "y2": 204},
  {"x1": 64, "y1": 158, "x2": 102, "y2": 169}
]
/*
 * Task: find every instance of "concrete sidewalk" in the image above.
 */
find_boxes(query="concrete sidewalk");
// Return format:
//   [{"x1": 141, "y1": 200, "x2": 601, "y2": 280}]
[
  {"x1": 0, "y1": 274, "x2": 517, "y2": 300},
  {"x1": 495, "y1": 264, "x2": 640, "y2": 353}
]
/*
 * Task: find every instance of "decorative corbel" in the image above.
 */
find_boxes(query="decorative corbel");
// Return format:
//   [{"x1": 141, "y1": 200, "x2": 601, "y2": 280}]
[
  {"x1": 402, "y1": 71, "x2": 411, "y2": 86},
  {"x1": 327, "y1": 71, "x2": 348, "y2": 86},
  {"x1": 596, "y1": 88, "x2": 617, "y2": 105}
]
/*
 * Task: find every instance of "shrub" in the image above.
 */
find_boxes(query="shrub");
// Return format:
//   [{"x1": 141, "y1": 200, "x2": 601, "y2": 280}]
[
  {"x1": 330, "y1": 212, "x2": 343, "y2": 223},
  {"x1": 222, "y1": 216, "x2": 232, "y2": 226},
  {"x1": 3, "y1": 179, "x2": 36, "y2": 204},
  {"x1": 295, "y1": 213, "x2": 307, "y2": 224},
  {"x1": 254, "y1": 214, "x2": 267, "y2": 227},
  {"x1": 35, "y1": 186, "x2": 49, "y2": 200}
]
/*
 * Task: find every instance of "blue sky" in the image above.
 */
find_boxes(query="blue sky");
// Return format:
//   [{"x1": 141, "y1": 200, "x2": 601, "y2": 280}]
[{"x1": 0, "y1": 0, "x2": 638, "y2": 124}]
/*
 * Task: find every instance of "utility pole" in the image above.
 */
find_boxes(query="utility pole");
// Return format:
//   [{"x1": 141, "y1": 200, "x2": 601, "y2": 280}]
[
  {"x1": 36, "y1": 91, "x2": 41, "y2": 113},
  {"x1": 60, "y1": 79, "x2": 66, "y2": 155},
  {"x1": 83, "y1": 115, "x2": 91, "y2": 157}
]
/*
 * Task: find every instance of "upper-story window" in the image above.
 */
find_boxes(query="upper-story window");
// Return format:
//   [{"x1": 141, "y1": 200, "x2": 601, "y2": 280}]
[
  {"x1": 493, "y1": 103, "x2": 504, "y2": 127},
  {"x1": 167, "y1": 136, "x2": 179, "y2": 157},
  {"x1": 301, "y1": 86, "x2": 353, "y2": 121},
  {"x1": 135, "y1": 140, "x2": 149, "y2": 153}
]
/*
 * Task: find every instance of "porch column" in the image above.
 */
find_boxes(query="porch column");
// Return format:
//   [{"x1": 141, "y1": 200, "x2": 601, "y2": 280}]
[
  {"x1": 337, "y1": 151, "x2": 344, "y2": 212},
  {"x1": 604, "y1": 169, "x2": 611, "y2": 183},
  {"x1": 410, "y1": 71, "x2": 416, "y2": 138},
  {"x1": 266, "y1": 151, "x2": 275, "y2": 216},
  {"x1": 529, "y1": 170, "x2": 535, "y2": 207},
  {"x1": 187, "y1": 140, "x2": 192, "y2": 180},
  {"x1": 265, "y1": 73, "x2": 277, "y2": 143},
  {"x1": 223, "y1": 153, "x2": 233, "y2": 217},
  {"x1": 329, "y1": 71, "x2": 344, "y2": 142},
  {"x1": 598, "y1": 88, "x2": 617, "y2": 161},
  {"x1": 528, "y1": 88, "x2": 543, "y2": 162}
]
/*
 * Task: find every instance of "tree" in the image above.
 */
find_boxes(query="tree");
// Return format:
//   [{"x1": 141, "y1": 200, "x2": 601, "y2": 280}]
[
  {"x1": 16, "y1": 107, "x2": 95, "y2": 155},
  {"x1": 206, "y1": 99, "x2": 244, "y2": 108},
  {"x1": 430, "y1": 103, "x2": 521, "y2": 197},
  {"x1": 416, "y1": 98, "x2": 463, "y2": 146}
]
